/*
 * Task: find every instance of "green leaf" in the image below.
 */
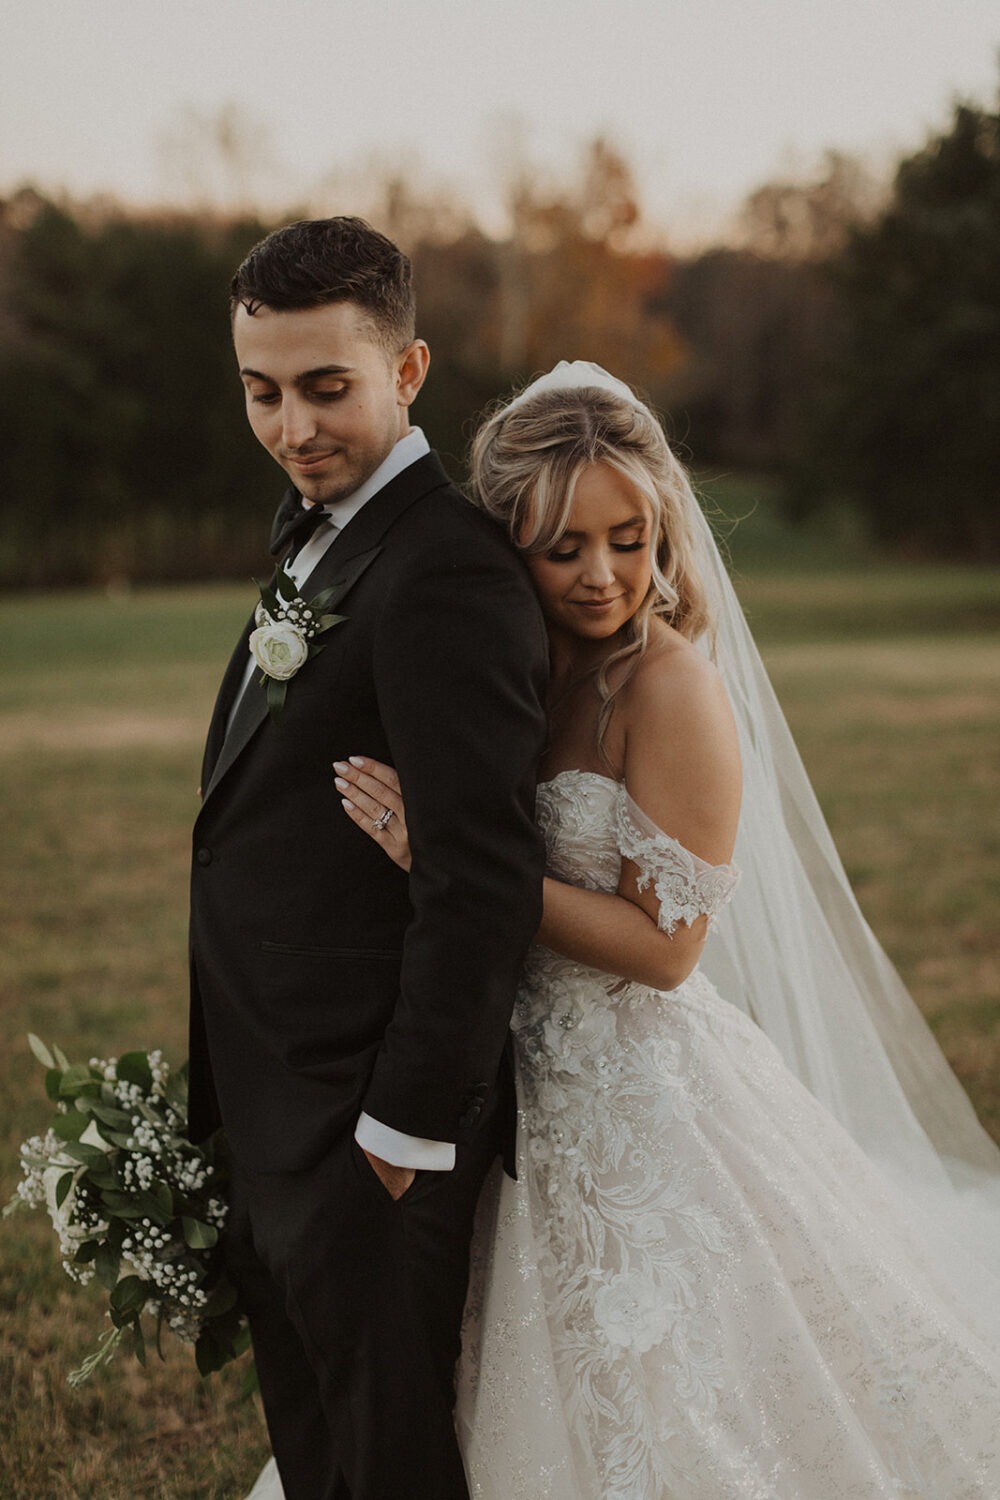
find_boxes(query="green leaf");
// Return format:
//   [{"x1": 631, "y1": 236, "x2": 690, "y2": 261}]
[
  {"x1": 254, "y1": 577, "x2": 282, "y2": 618},
  {"x1": 147, "y1": 1179, "x2": 174, "y2": 1220},
  {"x1": 58, "y1": 1064, "x2": 94, "y2": 1098},
  {"x1": 130, "y1": 1319, "x2": 146, "y2": 1366},
  {"x1": 201, "y1": 1280, "x2": 238, "y2": 1317},
  {"x1": 97, "y1": 1195, "x2": 145, "y2": 1220},
  {"x1": 116, "y1": 1051, "x2": 153, "y2": 1091},
  {"x1": 73, "y1": 1240, "x2": 99, "y2": 1265},
  {"x1": 57, "y1": 1140, "x2": 111, "y2": 1167},
  {"x1": 110, "y1": 1274, "x2": 146, "y2": 1317},
  {"x1": 95, "y1": 1241, "x2": 121, "y2": 1291},
  {"x1": 272, "y1": 564, "x2": 299, "y2": 602},
  {"x1": 107, "y1": 1218, "x2": 128, "y2": 1253},
  {"x1": 181, "y1": 1216, "x2": 218, "y2": 1250},
  {"x1": 28, "y1": 1034, "x2": 55, "y2": 1070},
  {"x1": 54, "y1": 1170, "x2": 76, "y2": 1209},
  {"x1": 88, "y1": 1169, "x2": 119, "y2": 1192},
  {"x1": 44, "y1": 1068, "x2": 63, "y2": 1102},
  {"x1": 195, "y1": 1329, "x2": 227, "y2": 1377},
  {"x1": 265, "y1": 675, "x2": 287, "y2": 723},
  {"x1": 86, "y1": 1100, "x2": 133, "y2": 1130},
  {"x1": 52, "y1": 1043, "x2": 71, "y2": 1072},
  {"x1": 317, "y1": 611, "x2": 347, "y2": 630},
  {"x1": 51, "y1": 1110, "x2": 89, "y2": 1142}
]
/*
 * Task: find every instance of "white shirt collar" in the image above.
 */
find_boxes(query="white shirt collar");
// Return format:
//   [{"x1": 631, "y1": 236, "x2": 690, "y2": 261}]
[
  {"x1": 282, "y1": 428, "x2": 430, "y2": 590},
  {"x1": 318, "y1": 426, "x2": 430, "y2": 530}
]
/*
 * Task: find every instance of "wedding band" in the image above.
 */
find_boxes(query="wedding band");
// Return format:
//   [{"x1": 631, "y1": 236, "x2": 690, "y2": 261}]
[{"x1": 373, "y1": 808, "x2": 394, "y2": 831}]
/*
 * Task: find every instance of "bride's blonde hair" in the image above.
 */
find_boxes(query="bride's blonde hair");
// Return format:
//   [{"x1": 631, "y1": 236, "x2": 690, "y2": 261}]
[{"x1": 469, "y1": 382, "x2": 713, "y2": 746}]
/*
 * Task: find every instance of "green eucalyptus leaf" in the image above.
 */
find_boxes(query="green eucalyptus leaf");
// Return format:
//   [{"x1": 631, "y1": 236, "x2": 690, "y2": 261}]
[
  {"x1": 95, "y1": 1241, "x2": 121, "y2": 1291},
  {"x1": 110, "y1": 1274, "x2": 146, "y2": 1317},
  {"x1": 54, "y1": 1170, "x2": 77, "y2": 1209},
  {"x1": 51, "y1": 1110, "x2": 89, "y2": 1142},
  {"x1": 28, "y1": 1034, "x2": 56, "y2": 1070},
  {"x1": 58, "y1": 1064, "x2": 94, "y2": 1098},
  {"x1": 147, "y1": 1180, "x2": 174, "y2": 1219},
  {"x1": 58, "y1": 1140, "x2": 111, "y2": 1166},
  {"x1": 130, "y1": 1319, "x2": 146, "y2": 1366},
  {"x1": 116, "y1": 1051, "x2": 153, "y2": 1091},
  {"x1": 98, "y1": 1197, "x2": 145, "y2": 1220},
  {"x1": 195, "y1": 1329, "x2": 226, "y2": 1377},
  {"x1": 202, "y1": 1280, "x2": 238, "y2": 1317},
  {"x1": 73, "y1": 1240, "x2": 99, "y2": 1265},
  {"x1": 181, "y1": 1216, "x2": 218, "y2": 1250},
  {"x1": 86, "y1": 1100, "x2": 133, "y2": 1130},
  {"x1": 107, "y1": 1218, "x2": 128, "y2": 1253}
]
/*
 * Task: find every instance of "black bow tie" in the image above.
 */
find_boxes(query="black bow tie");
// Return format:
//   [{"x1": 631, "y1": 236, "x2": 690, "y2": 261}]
[{"x1": 269, "y1": 490, "x2": 334, "y2": 559}]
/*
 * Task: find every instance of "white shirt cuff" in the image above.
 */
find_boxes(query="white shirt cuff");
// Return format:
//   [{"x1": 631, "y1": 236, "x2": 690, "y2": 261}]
[{"x1": 354, "y1": 1112, "x2": 456, "y2": 1171}]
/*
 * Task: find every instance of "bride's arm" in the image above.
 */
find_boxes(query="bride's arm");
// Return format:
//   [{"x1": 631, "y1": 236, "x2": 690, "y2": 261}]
[
  {"x1": 336, "y1": 652, "x2": 741, "y2": 992},
  {"x1": 536, "y1": 645, "x2": 742, "y2": 990}
]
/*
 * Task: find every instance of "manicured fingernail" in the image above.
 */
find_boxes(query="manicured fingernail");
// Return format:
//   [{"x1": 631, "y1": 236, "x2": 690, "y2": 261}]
[
  {"x1": 334, "y1": 777, "x2": 348, "y2": 791},
  {"x1": 333, "y1": 761, "x2": 349, "y2": 773},
  {"x1": 348, "y1": 756, "x2": 365, "y2": 767},
  {"x1": 341, "y1": 798, "x2": 355, "y2": 811}
]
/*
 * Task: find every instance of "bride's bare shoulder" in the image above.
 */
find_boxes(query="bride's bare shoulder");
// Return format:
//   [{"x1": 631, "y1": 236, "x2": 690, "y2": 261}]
[
  {"x1": 621, "y1": 620, "x2": 731, "y2": 737},
  {"x1": 618, "y1": 621, "x2": 741, "y2": 863}
]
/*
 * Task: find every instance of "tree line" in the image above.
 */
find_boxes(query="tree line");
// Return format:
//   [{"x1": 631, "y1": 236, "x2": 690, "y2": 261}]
[{"x1": 1, "y1": 90, "x2": 998, "y2": 588}]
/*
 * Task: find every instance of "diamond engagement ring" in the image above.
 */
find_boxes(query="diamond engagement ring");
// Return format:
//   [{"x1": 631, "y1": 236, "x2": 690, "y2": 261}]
[{"x1": 373, "y1": 808, "x2": 394, "y2": 831}]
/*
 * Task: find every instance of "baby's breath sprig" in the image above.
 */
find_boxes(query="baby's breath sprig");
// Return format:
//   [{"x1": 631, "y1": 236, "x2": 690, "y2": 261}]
[{"x1": 4, "y1": 1035, "x2": 248, "y2": 1383}]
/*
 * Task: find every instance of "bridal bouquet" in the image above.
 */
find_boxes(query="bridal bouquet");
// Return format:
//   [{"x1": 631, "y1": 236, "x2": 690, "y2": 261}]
[{"x1": 4, "y1": 1036, "x2": 248, "y2": 1384}]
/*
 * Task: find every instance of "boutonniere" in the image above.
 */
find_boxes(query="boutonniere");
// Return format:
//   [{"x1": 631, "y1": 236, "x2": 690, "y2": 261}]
[{"x1": 250, "y1": 566, "x2": 346, "y2": 722}]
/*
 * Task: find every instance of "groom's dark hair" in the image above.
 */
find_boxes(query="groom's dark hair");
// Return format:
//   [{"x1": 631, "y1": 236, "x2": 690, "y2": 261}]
[{"x1": 230, "y1": 217, "x2": 415, "y2": 352}]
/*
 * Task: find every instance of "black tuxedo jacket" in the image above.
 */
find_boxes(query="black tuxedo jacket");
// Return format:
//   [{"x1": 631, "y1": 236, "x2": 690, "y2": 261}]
[{"x1": 188, "y1": 453, "x2": 548, "y2": 1173}]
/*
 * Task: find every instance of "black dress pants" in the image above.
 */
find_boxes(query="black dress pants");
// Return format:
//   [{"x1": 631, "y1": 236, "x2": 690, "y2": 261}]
[{"x1": 226, "y1": 1090, "x2": 503, "y2": 1500}]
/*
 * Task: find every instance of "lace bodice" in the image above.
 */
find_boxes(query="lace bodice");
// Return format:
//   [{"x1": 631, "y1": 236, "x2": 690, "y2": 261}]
[{"x1": 535, "y1": 769, "x2": 739, "y2": 934}]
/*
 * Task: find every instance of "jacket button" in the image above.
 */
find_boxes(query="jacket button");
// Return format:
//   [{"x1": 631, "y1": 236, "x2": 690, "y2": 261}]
[
  {"x1": 195, "y1": 848, "x2": 213, "y2": 866},
  {"x1": 458, "y1": 1102, "x2": 482, "y2": 1130}
]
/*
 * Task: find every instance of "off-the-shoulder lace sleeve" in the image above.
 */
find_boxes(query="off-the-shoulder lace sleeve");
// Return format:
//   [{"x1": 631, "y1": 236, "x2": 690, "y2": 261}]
[{"x1": 616, "y1": 789, "x2": 740, "y2": 936}]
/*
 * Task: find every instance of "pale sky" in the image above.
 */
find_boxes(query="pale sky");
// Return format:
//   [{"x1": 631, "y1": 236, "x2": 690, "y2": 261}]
[{"x1": 2, "y1": 0, "x2": 997, "y2": 241}]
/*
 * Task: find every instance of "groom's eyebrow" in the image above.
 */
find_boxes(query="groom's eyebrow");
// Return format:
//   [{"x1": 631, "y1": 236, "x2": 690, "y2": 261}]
[{"x1": 238, "y1": 364, "x2": 355, "y2": 383}]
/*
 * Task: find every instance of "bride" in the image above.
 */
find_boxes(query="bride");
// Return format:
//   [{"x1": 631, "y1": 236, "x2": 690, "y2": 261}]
[{"x1": 249, "y1": 363, "x2": 1000, "y2": 1498}]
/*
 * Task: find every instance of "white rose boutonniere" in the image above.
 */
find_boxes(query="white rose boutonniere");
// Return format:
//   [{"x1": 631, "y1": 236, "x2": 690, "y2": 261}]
[{"x1": 250, "y1": 565, "x2": 347, "y2": 722}]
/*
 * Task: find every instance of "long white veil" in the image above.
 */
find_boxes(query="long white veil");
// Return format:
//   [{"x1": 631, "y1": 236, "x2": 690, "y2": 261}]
[{"x1": 506, "y1": 362, "x2": 1000, "y2": 1283}]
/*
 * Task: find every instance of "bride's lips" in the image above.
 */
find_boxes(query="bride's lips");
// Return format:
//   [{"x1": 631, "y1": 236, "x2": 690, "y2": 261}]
[{"x1": 570, "y1": 596, "x2": 623, "y2": 613}]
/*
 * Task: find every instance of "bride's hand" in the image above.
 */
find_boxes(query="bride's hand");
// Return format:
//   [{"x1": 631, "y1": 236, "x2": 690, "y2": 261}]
[{"x1": 334, "y1": 757, "x2": 412, "y2": 872}]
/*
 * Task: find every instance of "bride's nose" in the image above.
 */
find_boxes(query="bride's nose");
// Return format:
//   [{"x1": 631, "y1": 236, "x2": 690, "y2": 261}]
[{"x1": 580, "y1": 549, "x2": 616, "y2": 588}]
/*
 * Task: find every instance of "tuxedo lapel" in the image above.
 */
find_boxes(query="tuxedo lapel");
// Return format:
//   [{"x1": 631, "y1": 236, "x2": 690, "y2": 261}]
[{"x1": 200, "y1": 453, "x2": 453, "y2": 806}]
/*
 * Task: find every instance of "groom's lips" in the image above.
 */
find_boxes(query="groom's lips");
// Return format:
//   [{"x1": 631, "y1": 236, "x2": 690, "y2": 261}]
[{"x1": 286, "y1": 451, "x2": 339, "y2": 476}]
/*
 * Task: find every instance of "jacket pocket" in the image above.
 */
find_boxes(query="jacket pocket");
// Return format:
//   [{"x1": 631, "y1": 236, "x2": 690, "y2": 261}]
[{"x1": 258, "y1": 942, "x2": 402, "y2": 960}]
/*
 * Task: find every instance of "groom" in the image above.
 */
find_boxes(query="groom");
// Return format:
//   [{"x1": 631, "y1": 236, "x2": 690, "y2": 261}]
[{"x1": 187, "y1": 217, "x2": 548, "y2": 1499}]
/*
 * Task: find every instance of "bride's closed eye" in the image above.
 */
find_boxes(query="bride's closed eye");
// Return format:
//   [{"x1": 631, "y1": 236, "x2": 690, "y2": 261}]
[{"x1": 547, "y1": 540, "x2": 646, "y2": 562}]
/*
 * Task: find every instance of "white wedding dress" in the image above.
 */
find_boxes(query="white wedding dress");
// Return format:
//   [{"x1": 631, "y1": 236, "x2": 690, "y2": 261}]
[
  {"x1": 453, "y1": 770, "x2": 1000, "y2": 1499},
  {"x1": 248, "y1": 767, "x2": 1000, "y2": 1500}
]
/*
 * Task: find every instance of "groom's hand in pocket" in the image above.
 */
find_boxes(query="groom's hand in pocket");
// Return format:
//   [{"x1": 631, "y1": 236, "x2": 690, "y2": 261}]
[{"x1": 363, "y1": 1150, "x2": 417, "y2": 1200}]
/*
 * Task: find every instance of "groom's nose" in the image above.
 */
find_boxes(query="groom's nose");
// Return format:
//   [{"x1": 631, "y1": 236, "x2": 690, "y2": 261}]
[{"x1": 281, "y1": 395, "x2": 319, "y2": 450}]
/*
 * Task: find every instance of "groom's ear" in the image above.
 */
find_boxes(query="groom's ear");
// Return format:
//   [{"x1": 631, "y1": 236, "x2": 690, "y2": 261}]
[{"x1": 395, "y1": 339, "x2": 430, "y2": 408}]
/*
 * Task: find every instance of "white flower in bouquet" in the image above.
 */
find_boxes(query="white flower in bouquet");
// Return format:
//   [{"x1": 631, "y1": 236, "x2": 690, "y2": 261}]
[{"x1": 5, "y1": 1035, "x2": 248, "y2": 1384}]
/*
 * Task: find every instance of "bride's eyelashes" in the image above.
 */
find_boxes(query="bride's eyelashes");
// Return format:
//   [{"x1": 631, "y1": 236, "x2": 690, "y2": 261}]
[{"x1": 547, "y1": 540, "x2": 646, "y2": 562}]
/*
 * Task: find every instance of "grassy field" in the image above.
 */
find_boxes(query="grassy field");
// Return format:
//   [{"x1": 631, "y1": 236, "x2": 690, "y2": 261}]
[{"x1": 1, "y1": 542, "x2": 999, "y2": 1497}]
